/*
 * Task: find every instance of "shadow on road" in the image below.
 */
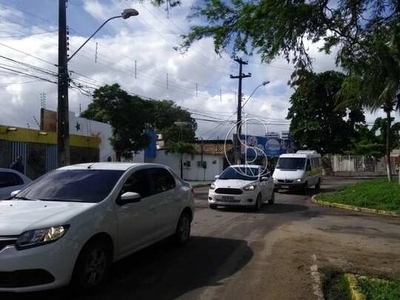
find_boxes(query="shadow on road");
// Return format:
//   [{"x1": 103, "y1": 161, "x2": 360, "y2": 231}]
[
  {"x1": 1, "y1": 236, "x2": 253, "y2": 300},
  {"x1": 215, "y1": 203, "x2": 309, "y2": 215}
]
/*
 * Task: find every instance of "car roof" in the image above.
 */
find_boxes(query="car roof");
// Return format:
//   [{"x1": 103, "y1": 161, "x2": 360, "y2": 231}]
[
  {"x1": 58, "y1": 162, "x2": 170, "y2": 171},
  {"x1": 0, "y1": 168, "x2": 32, "y2": 181},
  {"x1": 228, "y1": 164, "x2": 262, "y2": 168}
]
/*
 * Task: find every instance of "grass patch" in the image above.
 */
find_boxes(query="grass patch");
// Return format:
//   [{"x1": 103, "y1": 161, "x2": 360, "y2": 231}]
[
  {"x1": 357, "y1": 276, "x2": 400, "y2": 300},
  {"x1": 316, "y1": 179, "x2": 400, "y2": 213},
  {"x1": 323, "y1": 272, "x2": 352, "y2": 300}
]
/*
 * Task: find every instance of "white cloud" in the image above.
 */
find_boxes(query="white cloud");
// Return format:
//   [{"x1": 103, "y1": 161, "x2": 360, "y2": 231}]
[{"x1": 0, "y1": 0, "x2": 398, "y2": 143}]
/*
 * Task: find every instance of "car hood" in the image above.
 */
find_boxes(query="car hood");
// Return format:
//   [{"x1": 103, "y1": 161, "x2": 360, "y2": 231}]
[
  {"x1": 214, "y1": 179, "x2": 257, "y2": 189},
  {"x1": 273, "y1": 169, "x2": 304, "y2": 180},
  {"x1": 0, "y1": 200, "x2": 96, "y2": 235}
]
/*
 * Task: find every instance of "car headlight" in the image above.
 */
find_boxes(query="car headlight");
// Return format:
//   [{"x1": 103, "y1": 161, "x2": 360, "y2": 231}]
[
  {"x1": 295, "y1": 178, "x2": 302, "y2": 183},
  {"x1": 16, "y1": 225, "x2": 69, "y2": 250},
  {"x1": 209, "y1": 183, "x2": 216, "y2": 190},
  {"x1": 243, "y1": 185, "x2": 256, "y2": 191}
]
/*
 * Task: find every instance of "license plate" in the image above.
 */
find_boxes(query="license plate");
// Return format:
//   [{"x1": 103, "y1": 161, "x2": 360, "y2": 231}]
[
  {"x1": 221, "y1": 196, "x2": 234, "y2": 201},
  {"x1": 281, "y1": 185, "x2": 289, "y2": 189}
]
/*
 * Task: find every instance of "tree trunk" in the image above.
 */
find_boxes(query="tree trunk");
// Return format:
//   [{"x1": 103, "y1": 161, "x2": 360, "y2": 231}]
[{"x1": 386, "y1": 109, "x2": 392, "y2": 182}]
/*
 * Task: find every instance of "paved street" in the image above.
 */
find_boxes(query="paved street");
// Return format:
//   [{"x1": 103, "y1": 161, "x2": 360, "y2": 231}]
[{"x1": 3, "y1": 177, "x2": 400, "y2": 300}]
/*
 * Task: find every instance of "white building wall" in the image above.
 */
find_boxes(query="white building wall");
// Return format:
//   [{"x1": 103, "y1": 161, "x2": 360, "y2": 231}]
[
  {"x1": 154, "y1": 150, "x2": 225, "y2": 181},
  {"x1": 69, "y1": 112, "x2": 114, "y2": 162}
]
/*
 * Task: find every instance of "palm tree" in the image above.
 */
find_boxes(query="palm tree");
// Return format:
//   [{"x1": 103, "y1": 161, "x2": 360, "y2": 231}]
[{"x1": 338, "y1": 22, "x2": 400, "y2": 181}]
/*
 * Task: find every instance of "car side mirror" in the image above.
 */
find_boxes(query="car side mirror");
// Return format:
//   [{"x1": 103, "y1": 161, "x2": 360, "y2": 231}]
[
  {"x1": 261, "y1": 176, "x2": 269, "y2": 181},
  {"x1": 10, "y1": 190, "x2": 20, "y2": 197},
  {"x1": 214, "y1": 175, "x2": 220, "y2": 180},
  {"x1": 117, "y1": 192, "x2": 141, "y2": 205}
]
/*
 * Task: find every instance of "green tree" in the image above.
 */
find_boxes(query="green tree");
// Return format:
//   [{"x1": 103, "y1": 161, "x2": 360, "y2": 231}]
[
  {"x1": 346, "y1": 124, "x2": 385, "y2": 157},
  {"x1": 81, "y1": 85, "x2": 198, "y2": 161},
  {"x1": 337, "y1": 22, "x2": 400, "y2": 180},
  {"x1": 177, "y1": 0, "x2": 400, "y2": 180},
  {"x1": 150, "y1": 100, "x2": 197, "y2": 144},
  {"x1": 287, "y1": 71, "x2": 365, "y2": 154},
  {"x1": 81, "y1": 84, "x2": 152, "y2": 161}
]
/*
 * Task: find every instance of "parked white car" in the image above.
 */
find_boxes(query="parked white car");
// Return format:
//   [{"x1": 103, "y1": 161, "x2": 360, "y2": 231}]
[
  {"x1": 0, "y1": 163, "x2": 195, "y2": 292},
  {"x1": 0, "y1": 168, "x2": 32, "y2": 200},
  {"x1": 208, "y1": 164, "x2": 275, "y2": 210}
]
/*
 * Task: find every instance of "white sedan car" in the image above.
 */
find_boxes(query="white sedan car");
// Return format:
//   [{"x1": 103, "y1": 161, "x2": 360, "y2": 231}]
[
  {"x1": 0, "y1": 163, "x2": 195, "y2": 292},
  {"x1": 208, "y1": 164, "x2": 275, "y2": 210},
  {"x1": 0, "y1": 168, "x2": 32, "y2": 200}
]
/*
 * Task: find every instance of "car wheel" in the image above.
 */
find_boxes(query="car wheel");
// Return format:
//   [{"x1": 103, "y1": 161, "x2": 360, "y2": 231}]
[
  {"x1": 254, "y1": 194, "x2": 262, "y2": 211},
  {"x1": 315, "y1": 178, "x2": 321, "y2": 190},
  {"x1": 303, "y1": 182, "x2": 308, "y2": 195},
  {"x1": 268, "y1": 191, "x2": 275, "y2": 205},
  {"x1": 72, "y1": 239, "x2": 112, "y2": 290},
  {"x1": 209, "y1": 204, "x2": 217, "y2": 209},
  {"x1": 173, "y1": 211, "x2": 191, "y2": 246}
]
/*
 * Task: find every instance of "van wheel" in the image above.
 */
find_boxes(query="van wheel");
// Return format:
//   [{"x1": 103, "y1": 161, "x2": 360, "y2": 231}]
[
  {"x1": 268, "y1": 191, "x2": 275, "y2": 204},
  {"x1": 315, "y1": 179, "x2": 321, "y2": 190},
  {"x1": 72, "y1": 239, "x2": 112, "y2": 291},
  {"x1": 254, "y1": 194, "x2": 262, "y2": 211}
]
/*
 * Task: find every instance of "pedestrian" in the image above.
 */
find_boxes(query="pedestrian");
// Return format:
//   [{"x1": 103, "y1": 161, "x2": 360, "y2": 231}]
[{"x1": 10, "y1": 156, "x2": 24, "y2": 174}]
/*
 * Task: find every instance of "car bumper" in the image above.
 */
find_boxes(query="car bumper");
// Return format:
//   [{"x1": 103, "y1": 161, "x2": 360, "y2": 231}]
[
  {"x1": 0, "y1": 238, "x2": 81, "y2": 292},
  {"x1": 208, "y1": 190, "x2": 259, "y2": 206},
  {"x1": 274, "y1": 182, "x2": 304, "y2": 190}
]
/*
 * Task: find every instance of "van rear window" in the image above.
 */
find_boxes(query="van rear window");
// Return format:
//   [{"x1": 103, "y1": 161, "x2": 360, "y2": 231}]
[{"x1": 276, "y1": 158, "x2": 306, "y2": 170}]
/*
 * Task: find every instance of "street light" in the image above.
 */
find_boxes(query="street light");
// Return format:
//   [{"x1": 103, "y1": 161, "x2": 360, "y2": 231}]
[
  {"x1": 241, "y1": 80, "x2": 270, "y2": 109},
  {"x1": 234, "y1": 80, "x2": 269, "y2": 164},
  {"x1": 57, "y1": 3, "x2": 139, "y2": 167}
]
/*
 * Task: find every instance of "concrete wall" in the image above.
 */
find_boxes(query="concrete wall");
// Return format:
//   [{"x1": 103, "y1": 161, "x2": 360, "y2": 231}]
[
  {"x1": 70, "y1": 113, "x2": 113, "y2": 162},
  {"x1": 153, "y1": 150, "x2": 225, "y2": 180}
]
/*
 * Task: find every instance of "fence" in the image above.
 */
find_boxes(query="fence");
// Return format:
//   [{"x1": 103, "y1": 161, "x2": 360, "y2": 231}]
[{"x1": 325, "y1": 155, "x2": 399, "y2": 176}]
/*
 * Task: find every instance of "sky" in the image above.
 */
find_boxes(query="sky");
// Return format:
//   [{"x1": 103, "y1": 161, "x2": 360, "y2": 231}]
[{"x1": 0, "y1": 0, "x2": 398, "y2": 141}]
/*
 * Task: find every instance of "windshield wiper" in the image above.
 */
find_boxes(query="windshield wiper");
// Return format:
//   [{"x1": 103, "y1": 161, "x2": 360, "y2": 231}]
[{"x1": 13, "y1": 196, "x2": 33, "y2": 200}]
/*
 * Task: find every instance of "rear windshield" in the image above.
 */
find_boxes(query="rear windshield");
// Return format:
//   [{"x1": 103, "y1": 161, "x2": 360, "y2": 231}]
[
  {"x1": 219, "y1": 167, "x2": 260, "y2": 180},
  {"x1": 15, "y1": 169, "x2": 124, "y2": 203},
  {"x1": 276, "y1": 158, "x2": 306, "y2": 170}
]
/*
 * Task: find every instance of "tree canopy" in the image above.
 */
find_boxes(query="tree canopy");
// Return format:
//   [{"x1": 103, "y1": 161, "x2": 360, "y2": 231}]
[
  {"x1": 287, "y1": 71, "x2": 365, "y2": 154},
  {"x1": 81, "y1": 84, "x2": 197, "y2": 160}
]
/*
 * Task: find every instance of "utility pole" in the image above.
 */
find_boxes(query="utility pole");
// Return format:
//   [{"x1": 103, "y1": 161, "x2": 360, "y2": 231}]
[
  {"x1": 230, "y1": 57, "x2": 251, "y2": 164},
  {"x1": 58, "y1": 0, "x2": 70, "y2": 167}
]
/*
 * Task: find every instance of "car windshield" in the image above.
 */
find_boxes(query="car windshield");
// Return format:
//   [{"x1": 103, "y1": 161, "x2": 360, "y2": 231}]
[
  {"x1": 15, "y1": 169, "x2": 124, "y2": 203},
  {"x1": 219, "y1": 166, "x2": 260, "y2": 181},
  {"x1": 276, "y1": 158, "x2": 306, "y2": 170}
]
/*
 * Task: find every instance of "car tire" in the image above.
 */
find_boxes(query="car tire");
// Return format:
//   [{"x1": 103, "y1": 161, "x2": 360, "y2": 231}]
[
  {"x1": 303, "y1": 182, "x2": 308, "y2": 195},
  {"x1": 315, "y1": 178, "x2": 321, "y2": 190},
  {"x1": 173, "y1": 211, "x2": 191, "y2": 246},
  {"x1": 254, "y1": 194, "x2": 262, "y2": 211},
  {"x1": 72, "y1": 238, "x2": 112, "y2": 291},
  {"x1": 209, "y1": 204, "x2": 217, "y2": 209},
  {"x1": 268, "y1": 191, "x2": 275, "y2": 205}
]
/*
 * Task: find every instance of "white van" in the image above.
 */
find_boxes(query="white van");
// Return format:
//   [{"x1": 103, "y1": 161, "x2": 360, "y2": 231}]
[{"x1": 272, "y1": 150, "x2": 322, "y2": 194}]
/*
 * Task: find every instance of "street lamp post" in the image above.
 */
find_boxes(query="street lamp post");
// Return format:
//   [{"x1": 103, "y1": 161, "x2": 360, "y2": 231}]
[
  {"x1": 235, "y1": 80, "x2": 270, "y2": 164},
  {"x1": 57, "y1": 0, "x2": 138, "y2": 167}
]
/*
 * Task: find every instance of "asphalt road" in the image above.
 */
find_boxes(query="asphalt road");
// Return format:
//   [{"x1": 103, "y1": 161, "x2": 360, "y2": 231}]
[{"x1": 3, "y1": 177, "x2": 400, "y2": 300}]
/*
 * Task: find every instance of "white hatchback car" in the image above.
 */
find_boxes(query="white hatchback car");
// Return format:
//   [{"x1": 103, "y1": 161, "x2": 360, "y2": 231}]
[
  {"x1": 208, "y1": 164, "x2": 275, "y2": 210},
  {"x1": 0, "y1": 168, "x2": 32, "y2": 200},
  {"x1": 0, "y1": 163, "x2": 195, "y2": 292}
]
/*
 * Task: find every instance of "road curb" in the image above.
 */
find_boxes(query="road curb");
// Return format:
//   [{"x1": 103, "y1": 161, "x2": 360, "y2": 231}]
[
  {"x1": 344, "y1": 274, "x2": 366, "y2": 300},
  {"x1": 311, "y1": 196, "x2": 400, "y2": 218}
]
